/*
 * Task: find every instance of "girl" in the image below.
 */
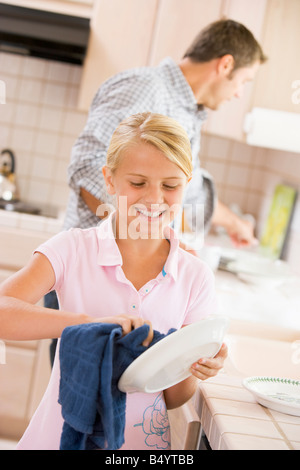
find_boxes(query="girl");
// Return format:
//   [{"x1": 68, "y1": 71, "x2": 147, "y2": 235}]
[{"x1": 0, "y1": 112, "x2": 227, "y2": 450}]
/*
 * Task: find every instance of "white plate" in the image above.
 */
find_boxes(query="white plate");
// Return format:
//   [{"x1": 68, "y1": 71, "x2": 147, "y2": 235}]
[
  {"x1": 227, "y1": 257, "x2": 290, "y2": 277},
  {"x1": 243, "y1": 376, "x2": 300, "y2": 417},
  {"x1": 227, "y1": 257, "x2": 294, "y2": 286},
  {"x1": 118, "y1": 316, "x2": 229, "y2": 394}
]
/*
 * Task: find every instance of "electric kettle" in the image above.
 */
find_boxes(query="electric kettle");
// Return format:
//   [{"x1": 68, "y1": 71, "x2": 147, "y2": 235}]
[{"x1": 0, "y1": 149, "x2": 19, "y2": 201}]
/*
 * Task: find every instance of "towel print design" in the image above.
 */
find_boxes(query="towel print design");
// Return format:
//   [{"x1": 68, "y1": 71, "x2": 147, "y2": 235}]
[{"x1": 134, "y1": 392, "x2": 170, "y2": 449}]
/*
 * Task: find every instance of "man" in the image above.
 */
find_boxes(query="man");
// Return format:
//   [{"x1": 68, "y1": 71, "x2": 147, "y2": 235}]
[{"x1": 63, "y1": 19, "x2": 266, "y2": 246}]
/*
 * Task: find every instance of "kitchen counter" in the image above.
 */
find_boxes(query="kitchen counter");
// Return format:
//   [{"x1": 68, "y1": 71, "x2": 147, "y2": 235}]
[
  {"x1": 170, "y1": 239, "x2": 300, "y2": 451},
  {"x1": 195, "y1": 374, "x2": 300, "y2": 450},
  {"x1": 170, "y1": 316, "x2": 300, "y2": 450},
  {"x1": 190, "y1": 242, "x2": 300, "y2": 451},
  {"x1": 0, "y1": 207, "x2": 63, "y2": 234},
  {"x1": 0, "y1": 208, "x2": 63, "y2": 270},
  {"x1": 215, "y1": 269, "x2": 300, "y2": 331},
  {"x1": 200, "y1": 231, "x2": 300, "y2": 330}
]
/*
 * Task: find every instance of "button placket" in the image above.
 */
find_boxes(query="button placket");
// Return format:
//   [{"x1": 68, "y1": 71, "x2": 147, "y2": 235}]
[{"x1": 130, "y1": 291, "x2": 141, "y2": 313}]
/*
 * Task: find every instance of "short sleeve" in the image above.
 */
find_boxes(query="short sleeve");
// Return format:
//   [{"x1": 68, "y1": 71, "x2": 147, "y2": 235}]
[{"x1": 34, "y1": 230, "x2": 77, "y2": 292}]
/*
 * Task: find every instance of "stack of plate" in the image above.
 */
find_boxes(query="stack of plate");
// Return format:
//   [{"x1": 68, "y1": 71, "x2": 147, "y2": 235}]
[{"x1": 219, "y1": 249, "x2": 295, "y2": 287}]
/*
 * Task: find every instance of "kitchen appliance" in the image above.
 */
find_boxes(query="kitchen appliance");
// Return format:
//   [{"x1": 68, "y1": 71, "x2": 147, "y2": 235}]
[
  {"x1": 0, "y1": 4, "x2": 90, "y2": 64},
  {"x1": 0, "y1": 148, "x2": 18, "y2": 202},
  {"x1": 0, "y1": 148, "x2": 40, "y2": 215}
]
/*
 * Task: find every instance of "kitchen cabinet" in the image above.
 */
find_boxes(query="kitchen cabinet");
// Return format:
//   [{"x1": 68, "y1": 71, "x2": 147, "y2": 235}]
[
  {"x1": 147, "y1": 0, "x2": 223, "y2": 66},
  {"x1": 0, "y1": 224, "x2": 52, "y2": 440},
  {"x1": 168, "y1": 398, "x2": 200, "y2": 450},
  {"x1": 0, "y1": 0, "x2": 94, "y2": 17},
  {"x1": 251, "y1": 0, "x2": 300, "y2": 113},
  {"x1": 78, "y1": 0, "x2": 159, "y2": 109},
  {"x1": 0, "y1": 334, "x2": 51, "y2": 440}
]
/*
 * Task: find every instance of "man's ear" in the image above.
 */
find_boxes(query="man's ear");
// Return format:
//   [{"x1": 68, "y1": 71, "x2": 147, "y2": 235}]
[
  {"x1": 217, "y1": 54, "x2": 235, "y2": 77},
  {"x1": 102, "y1": 166, "x2": 116, "y2": 195}
]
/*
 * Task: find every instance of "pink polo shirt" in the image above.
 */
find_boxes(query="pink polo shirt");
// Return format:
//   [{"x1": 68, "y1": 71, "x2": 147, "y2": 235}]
[{"x1": 17, "y1": 213, "x2": 217, "y2": 450}]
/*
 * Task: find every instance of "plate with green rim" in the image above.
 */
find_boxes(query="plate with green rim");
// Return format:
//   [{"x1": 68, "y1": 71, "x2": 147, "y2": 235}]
[{"x1": 243, "y1": 376, "x2": 300, "y2": 417}]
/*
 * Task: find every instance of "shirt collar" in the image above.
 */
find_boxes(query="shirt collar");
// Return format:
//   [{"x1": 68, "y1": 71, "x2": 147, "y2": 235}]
[
  {"x1": 97, "y1": 211, "x2": 179, "y2": 280},
  {"x1": 160, "y1": 57, "x2": 208, "y2": 120},
  {"x1": 96, "y1": 212, "x2": 122, "y2": 266},
  {"x1": 162, "y1": 225, "x2": 179, "y2": 280}
]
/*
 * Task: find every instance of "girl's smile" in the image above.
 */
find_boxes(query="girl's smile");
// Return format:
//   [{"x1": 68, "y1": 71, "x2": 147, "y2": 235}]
[{"x1": 133, "y1": 205, "x2": 167, "y2": 220}]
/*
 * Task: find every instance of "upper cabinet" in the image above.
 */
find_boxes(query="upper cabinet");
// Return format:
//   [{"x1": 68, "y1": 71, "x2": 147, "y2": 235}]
[
  {"x1": 147, "y1": 0, "x2": 223, "y2": 66},
  {"x1": 251, "y1": 0, "x2": 300, "y2": 113},
  {"x1": 78, "y1": 0, "x2": 159, "y2": 110},
  {"x1": 78, "y1": 0, "x2": 300, "y2": 144},
  {"x1": 0, "y1": 0, "x2": 94, "y2": 17}
]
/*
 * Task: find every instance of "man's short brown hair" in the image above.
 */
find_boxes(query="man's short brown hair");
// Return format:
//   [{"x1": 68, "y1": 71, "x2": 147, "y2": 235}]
[{"x1": 184, "y1": 19, "x2": 267, "y2": 70}]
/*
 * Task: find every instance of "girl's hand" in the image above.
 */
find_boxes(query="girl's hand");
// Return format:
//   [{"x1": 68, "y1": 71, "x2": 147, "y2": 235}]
[
  {"x1": 190, "y1": 343, "x2": 228, "y2": 380},
  {"x1": 93, "y1": 314, "x2": 154, "y2": 347}
]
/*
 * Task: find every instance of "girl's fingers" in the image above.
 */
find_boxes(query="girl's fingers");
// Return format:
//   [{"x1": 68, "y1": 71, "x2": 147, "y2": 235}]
[
  {"x1": 115, "y1": 315, "x2": 154, "y2": 347},
  {"x1": 142, "y1": 320, "x2": 154, "y2": 347},
  {"x1": 190, "y1": 343, "x2": 228, "y2": 380}
]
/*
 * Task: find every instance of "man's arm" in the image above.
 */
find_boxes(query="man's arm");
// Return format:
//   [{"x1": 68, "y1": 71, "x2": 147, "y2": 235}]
[
  {"x1": 211, "y1": 200, "x2": 258, "y2": 247},
  {"x1": 80, "y1": 187, "x2": 101, "y2": 214}
]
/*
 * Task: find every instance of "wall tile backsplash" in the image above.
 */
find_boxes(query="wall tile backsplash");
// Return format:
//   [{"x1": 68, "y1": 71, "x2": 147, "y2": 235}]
[
  {"x1": 0, "y1": 52, "x2": 88, "y2": 215},
  {"x1": 200, "y1": 134, "x2": 300, "y2": 274},
  {"x1": 0, "y1": 51, "x2": 299, "y2": 273}
]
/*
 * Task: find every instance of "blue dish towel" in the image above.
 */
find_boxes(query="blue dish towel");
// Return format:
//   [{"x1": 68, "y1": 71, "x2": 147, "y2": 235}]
[{"x1": 58, "y1": 322, "x2": 175, "y2": 450}]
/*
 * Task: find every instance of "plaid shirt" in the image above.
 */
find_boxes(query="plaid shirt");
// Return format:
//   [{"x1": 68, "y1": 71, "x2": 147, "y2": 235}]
[{"x1": 63, "y1": 57, "x2": 215, "y2": 230}]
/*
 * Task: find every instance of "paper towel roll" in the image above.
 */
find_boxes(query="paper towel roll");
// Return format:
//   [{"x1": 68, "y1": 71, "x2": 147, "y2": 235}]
[{"x1": 244, "y1": 107, "x2": 300, "y2": 154}]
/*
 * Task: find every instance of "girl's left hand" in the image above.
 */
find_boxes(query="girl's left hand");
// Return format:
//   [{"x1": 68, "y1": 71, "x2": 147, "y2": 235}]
[{"x1": 190, "y1": 343, "x2": 228, "y2": 380}]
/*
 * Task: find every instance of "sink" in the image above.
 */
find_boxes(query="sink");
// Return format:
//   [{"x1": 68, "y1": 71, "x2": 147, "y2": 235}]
[
  {"x1": 0, "y1": 200, "x2": 59, "y2": 218},
  {"x1": 225, "y1": 333, "x2": 300, "y2": 380},
  {"x1": 0, "y1": 199, "x2": 40, "y2": 215}
]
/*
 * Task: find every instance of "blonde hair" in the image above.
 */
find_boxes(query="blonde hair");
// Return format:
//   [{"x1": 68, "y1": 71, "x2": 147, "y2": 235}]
[{"x1": 106, "y1": 112, "x2": 193, "y2": 178}]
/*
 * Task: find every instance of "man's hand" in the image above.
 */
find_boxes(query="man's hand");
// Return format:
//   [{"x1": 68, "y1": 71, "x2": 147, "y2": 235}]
[{"x1": 212, "y1": 200, "x2": 258, "y2": 248}]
